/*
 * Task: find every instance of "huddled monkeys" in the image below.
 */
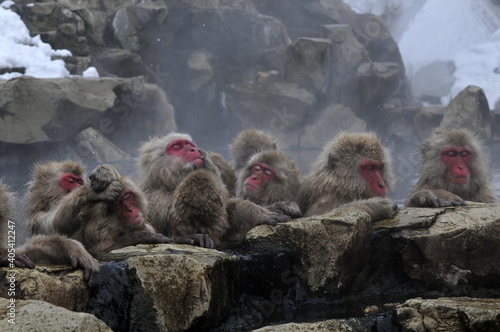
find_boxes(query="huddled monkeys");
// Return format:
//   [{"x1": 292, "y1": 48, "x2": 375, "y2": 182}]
[
  {"x1": 405, "y1": 128, "x2": 497, "y2": 207},
  {"x1": 137, "y1": 132, "x2": 291, "y2": 249}
]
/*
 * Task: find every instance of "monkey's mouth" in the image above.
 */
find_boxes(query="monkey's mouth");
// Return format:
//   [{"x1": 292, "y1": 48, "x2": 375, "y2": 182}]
[
  {"x1": 130, "y1": 214, "x2": 143, "y2": 226},
  {"x1": 451, "y1": 176, "x2": 468, "y2": 184},
  {"x1": 245, "y1": 183, "x2": 259, "y2": 193}
]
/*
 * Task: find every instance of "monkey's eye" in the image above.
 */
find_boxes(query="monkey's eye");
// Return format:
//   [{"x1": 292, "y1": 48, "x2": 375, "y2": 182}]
[
  {"x1": 66, "y1": 177, "x2": 75, "y2": 183},
  {"x1": 443, "y1": 150, "x2": 457, "y2": 157},
  {"x1": 264, "y1": 169, "x2": 273, "y2": 176},
  {"x1": 122, "y1": 192, "x2": 133, "y2": 201},
  {"x1": 76, "y1": 179, "x2": 84, "y2": 185},
  {"x1": 253, "y1": 165, "x2": 262, "y2": 172},
  {"x1": 361, "y1": 165, "x2": 375, "y2": 171},
  {"x1": 460, "y1": 151, "x2": 471, "y2": 158}
]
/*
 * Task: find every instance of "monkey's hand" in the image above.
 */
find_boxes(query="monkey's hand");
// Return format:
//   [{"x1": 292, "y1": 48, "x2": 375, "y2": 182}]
[
  {"x1": 406, "y1": 189, "x2": 466, "y2": 208},
  {"x1": 89, "y1": 164, "x2": 121, "y2": 193},
  {"x1": 198, "y1": 149, "x2": 222, "y2": 176},
  {"x1": 261, "y1": 211, "x2": 291, "y2": 226},
  {"x1": 0, "y1": 253, "x2": 36, "y2": 269},
  {"x1": 174, "y1": 234, "x2": 215, "y2": 249},
  {"x1": 66, "y1": 239, "x2": 100, "y2": 287},
  {"x1": 267, "y1": 201, "x2": 302, "y2": 219},
  {"x1": 92, "y1": 180, "x2": 122, "y2": 203},
  {"x1": 339, "y1": 197, "x2": 399, "y2": 222}
]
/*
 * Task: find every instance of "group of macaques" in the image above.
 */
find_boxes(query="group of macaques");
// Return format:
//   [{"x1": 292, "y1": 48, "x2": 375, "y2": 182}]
[{"x1": 0, "y1": 127, "x2": 497, "y2": 286}]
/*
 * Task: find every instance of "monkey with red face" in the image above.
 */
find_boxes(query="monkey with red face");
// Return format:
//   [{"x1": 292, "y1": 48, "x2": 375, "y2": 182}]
[
  {"x1": 138, "y1": 133, "x2": 290, "y2": 249},
  {"x1": 231, "y1": 130, "x2": 302, "y2": 218},
  {"x1": 25, "y1": 161, "x2": 169, "y2": 259},
  {"x1": 405, "y1": 128, "x2": 497, "y2": 207},
  {"x1": 297, "y1": 132, "x2": 398, "y2": 221}
]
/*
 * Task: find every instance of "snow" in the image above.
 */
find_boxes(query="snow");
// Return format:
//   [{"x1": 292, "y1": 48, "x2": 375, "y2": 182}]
[
  {"x1": 0, "y1": 3, "x2": 99, "y2": 80},
  {"x1": 343, "y1": 0, "x2": 500, "y2": 106}
]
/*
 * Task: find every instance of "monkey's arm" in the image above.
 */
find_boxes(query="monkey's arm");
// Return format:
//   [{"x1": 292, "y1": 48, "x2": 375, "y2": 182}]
[
  {"x1": 19, "y1": 235, "x2": 100, "y2": 286},
  {"x1": 51, "y1": 181, "x2": 122, "y2": 235},
  {"x1": 267, "y1": 201, "x2": 302, "y2": 219},
  {"x1": 404, "y1": 189, "x2": 466, "y2": 208},
  {"x1": 102, "y1": 230, "x2": 171, "y2": 253},
  {"x1": 334, "y1": 197, "x2": 399, "y2": 222},
  {"x1": 0, "y1": 247, "x2": 35, "y2": 268}
]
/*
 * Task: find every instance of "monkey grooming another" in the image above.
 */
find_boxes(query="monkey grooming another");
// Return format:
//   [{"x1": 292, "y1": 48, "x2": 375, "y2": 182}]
[{"x1": 405, "y1": 128, "x2": 497, "y2": 207}]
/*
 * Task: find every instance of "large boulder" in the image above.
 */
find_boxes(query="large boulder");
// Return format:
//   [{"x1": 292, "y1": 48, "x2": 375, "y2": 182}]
[
  {"x1": 375, "y1": 204, "x2": 500, "y2": 289},
  {"x1": 98, "y1": 244, "x2": 240, "y2": 332},
  {"x1": 254, "y1": 318, "x2": 368, "y2": 331},
  {"x1": 246, "y1": 209, "x2": 372, "y2": 293},
  {"x1": 0, "y1": 266, "x2": 92, "y2": 312},
  {"x1": 395, "y1": 297, "x2": 500, "y2": 331},
  {"x1": 440, "y1": 85, "x2": 492, "y2": 139},
  {"x1": 0, "y1": 298, "x2": 111, "y2": 332}
]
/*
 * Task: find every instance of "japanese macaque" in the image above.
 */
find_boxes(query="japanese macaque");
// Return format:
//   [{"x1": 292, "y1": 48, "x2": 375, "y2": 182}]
[
  {"x1": 230, "y1": 129, "x2": 277, "y2": 172},
  {"x1": 297, "y1": 132, "x2": 398, "y2": 221},
  {"x1": 0, "y1": 181, "x2": 99, "y2": 286},
  {"x1": 25, "y1": 161, "x2": 169, "y2": 259},
  {"x1": 231, "y1": 129, "x2": 302, "y2": 218},
  {"x1": 137, "y1": 133, "x2": 290, "y2": 249},
  {"x1": 405, "y1": 128, "x2": 497, "y2": 207}
]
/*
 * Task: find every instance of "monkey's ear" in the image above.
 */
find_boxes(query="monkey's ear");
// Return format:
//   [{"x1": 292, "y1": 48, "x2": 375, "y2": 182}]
[{"x1": 328, "y1": 154, "x2": 338, "y2": 169}]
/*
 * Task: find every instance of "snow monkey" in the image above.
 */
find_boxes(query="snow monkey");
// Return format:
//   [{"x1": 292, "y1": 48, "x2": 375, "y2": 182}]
[
  {"x1": 297, "y1": 132, "x2": 398, "y2": 221},
  {"x1": 0, "y1": 181, "x2": 99, "y2": 286},
  {"x1": 137, "y1": 132, "x2": 291, "y2": 249},
  {"x1": 405, "y1": 128, "x2": 497, "y2": 207},
  {"x1": 25, "y1": 161, "x2": 169, "y2": 259},
  {"x1": 231, "y1": 129, "x2": 302, "y2": 218}
]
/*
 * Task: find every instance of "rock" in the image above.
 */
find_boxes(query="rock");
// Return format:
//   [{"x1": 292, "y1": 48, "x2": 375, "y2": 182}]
[
  {"x1": 0, "y1": 298, "x2": 112, "y2": 332},
  {"x1": 246, "y1": 209, "x2": 372, "y2": 293},
  {"x1": 440, "y1": 85, "x2": 492, "y2": 140},
  {"x1": 102, "y1": 244, "x2": 240, "y2": 331},
  {"x1": 413, "y1": 106, "x2": 446, "y2": 139},
  {"x1": 66, "y1": 127, "x2": 131, "y2": 165},
  {"x1": 253, "y1": 318, "x2": 368, "y2": 331},
  {"x1": 375, "y1": 204, "x2": 500, "y2": 289},
  {"x1": 299, "y1": 103, "x2": 367, "y2": 148},
  {"x1": 283, "y1": 37, "x2": 332, "y2": 93},
  {"x1": 0, "y1": 266, "x2": 92, "y2": 312},
  {"x1": 0, "y1": 76, "x2": 175, "y2": 146},
  {"x1": 395, "y1": 297, "x2": 500, "y2": 331},
  {"x1": 113, "y1": 2, "x2": 168, "y2": 52},
  {"x1": 224, "y1": 82, "x2": 316, "y2": 134},
  {"x1": 96, "y1": 48, "x2": 143, "y2": 77},
  {"x1": 14, "y1": 2, "x2": 89, "y2": 56}
]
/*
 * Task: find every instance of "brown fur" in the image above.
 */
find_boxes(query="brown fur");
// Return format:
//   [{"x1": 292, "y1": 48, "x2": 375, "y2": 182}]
[
  {"x1": 25, "y1": 161, "x2": 168, "y2": 259},
  {"x1": 405, "y1": 128, "x2": 497, "y2": 207},
  {"x1": 230, "y1": 129, "x2": 278, "y2": 172},
  {"x1": 204, "y1": 150, "x2": 237, "y2": 196},
  {"x1": 297, "y1": 132, "x2": 397, "y2": 220},
  {"x1": 237, "y1": 150, "x2": 302, "y2": 218},
  {"x1": 1, "y1": 181, "x2": 99, "y2": 286},
  {"x1": 138, "y1": 132, "x2": 289, "y2": 249}
]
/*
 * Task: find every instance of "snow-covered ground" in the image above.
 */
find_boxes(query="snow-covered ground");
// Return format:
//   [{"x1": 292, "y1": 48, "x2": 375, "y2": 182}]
[
  {"x1": 0, "y1": 1, "x2": 97, "y2": 79},
  {"x1": 343, "y1": 0, "x2": 500, "y2": 107}
]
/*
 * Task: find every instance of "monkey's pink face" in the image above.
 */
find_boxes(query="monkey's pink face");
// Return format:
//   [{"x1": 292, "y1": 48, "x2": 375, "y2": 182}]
[
  {"x1": 60, "y1": 173, "x2": 84, "y2": 193},
  {"x1": 359, "y1": 159, "x2": 387, "y2": 197},
  {"x1": 244, "y1": 163, "x2": 276, "y2": 194},
  {"x1": 441, "y1": 146, "x2": 472, "y2": 184},
  {"x1": 165, "y1": 139, "x2": 203, "y2": 168},
  {"x1": 110, "y1": 189, "x2": 144, "y2": 228}
]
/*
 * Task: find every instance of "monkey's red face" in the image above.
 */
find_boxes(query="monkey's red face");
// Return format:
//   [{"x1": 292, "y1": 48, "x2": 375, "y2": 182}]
[
  {"x1": 60, "y1": 173, "x2": 84, "y2": 193},
  {"x1": 441, "y1": 146, "x2": 472, "y2": 184},
  {"x1": 244, "y1": 163, "x2": 276, "y2": 193},
  {"x1": 110, "y1": 189, "x2": 144, "y2": 227},
  {"x1": 359, "y1": 159, "x2": 386, "y2": 197},
  {"x1": 166, "y1": 139, "x2": 203, "y2": 168}
]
